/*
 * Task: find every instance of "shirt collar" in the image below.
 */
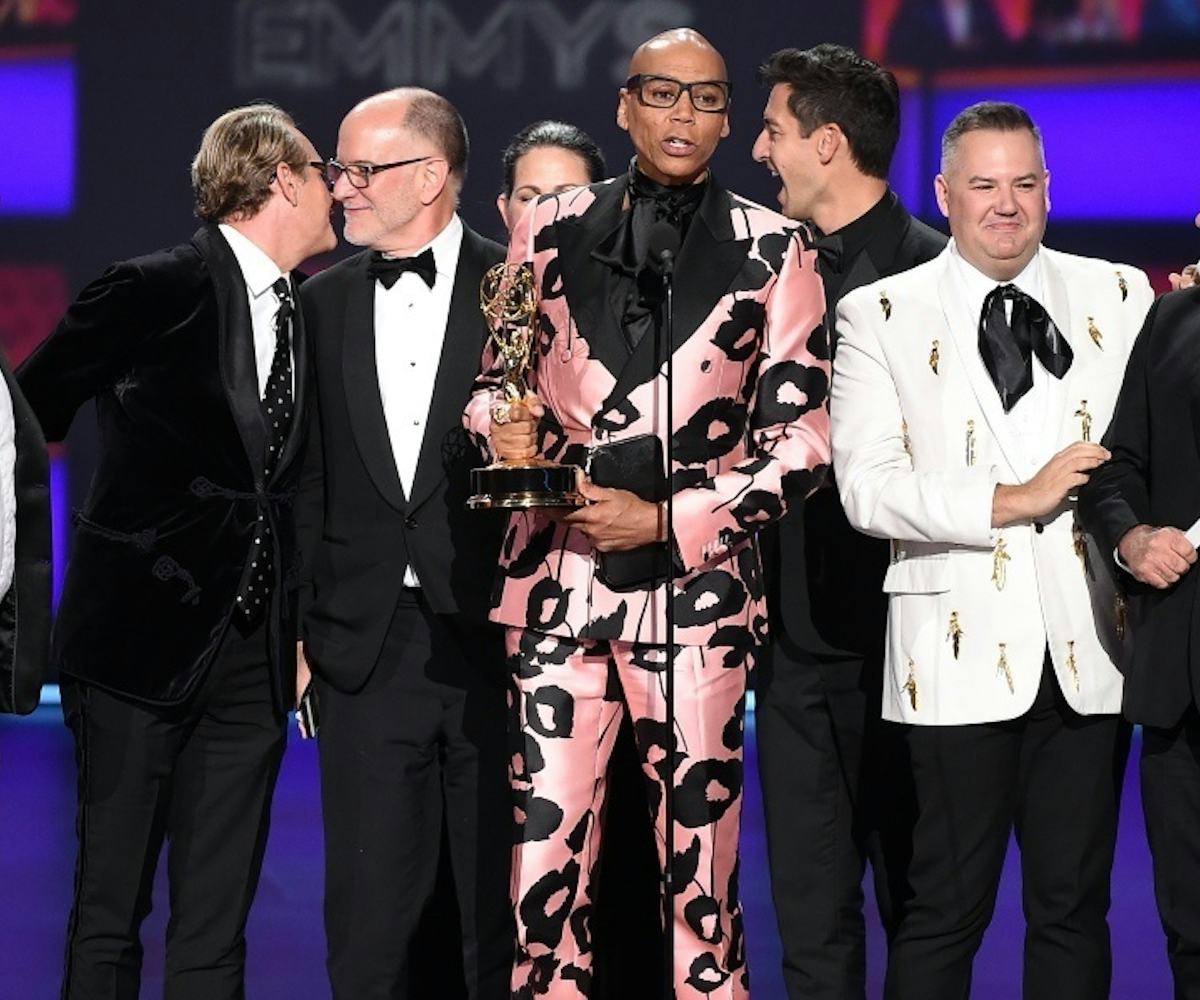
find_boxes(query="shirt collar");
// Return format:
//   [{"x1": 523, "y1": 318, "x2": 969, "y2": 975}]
[
  {"x1": 948, "y1": 238, "x2": 1044, "y2": 313},
  {"x1": 822, "y1": 188, "x2": 895, "y2": 267},
  {"x1": 218, "y1": 223, "x2": 288, "y2": 299},
  {"x1": 380, "y1": 214, "x2": 463, "y2": 282}
]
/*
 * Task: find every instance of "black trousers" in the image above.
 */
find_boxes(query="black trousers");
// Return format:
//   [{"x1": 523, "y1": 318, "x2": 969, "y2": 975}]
[
  {"x1": 60, "y1": 619, "x2": 285, "y2": 1000},
  {"x1": 1142, "y1": 709, "x2": 1200, "y2": 999},
  {"x1": 756, "y1": 633, "x2": 904, "y2": 1000},
  {"x1": 884, "y1": 661, "x2": 1130, "y2": 1000},
  {"x1": 317, "y1": 590, "x2": 513, "y2": 1000}
]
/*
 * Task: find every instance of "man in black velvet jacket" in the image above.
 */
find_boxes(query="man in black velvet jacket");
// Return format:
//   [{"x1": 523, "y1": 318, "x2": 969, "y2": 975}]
[
  {"x1": 751, "y1": 44, "x2": 947, "y2": 999},
  {"x1": 17, "y1": 103, "x2": 336, "y2": 1000}
]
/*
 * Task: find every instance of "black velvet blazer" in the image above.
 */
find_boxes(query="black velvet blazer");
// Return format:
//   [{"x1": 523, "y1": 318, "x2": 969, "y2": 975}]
[
  {"x1": 17, "y1": 225, "x2": 309, "y2": 706},
  {"x1": 294, "y1": 223, "x2": 505, "y2": 693}
]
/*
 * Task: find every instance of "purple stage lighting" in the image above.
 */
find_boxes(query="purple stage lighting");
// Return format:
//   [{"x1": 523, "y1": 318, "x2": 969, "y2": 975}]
[{"x1": 0, "y1": 55, "x2": 76, "y2": 216}]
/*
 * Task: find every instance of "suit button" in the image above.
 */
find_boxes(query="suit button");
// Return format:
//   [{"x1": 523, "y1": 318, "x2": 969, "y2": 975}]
[
  {"x1": 405, "y1": 516, "x2": 417, "y2": 529},
  {"x1": 1034, "y1": 522, "x2": 1044, "y2": 533}
]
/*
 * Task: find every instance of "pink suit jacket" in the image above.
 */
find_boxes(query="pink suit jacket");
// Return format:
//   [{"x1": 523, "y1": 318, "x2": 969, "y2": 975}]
[{"x1": 466, "y1": 175, "x2": 830, "y2": 651}]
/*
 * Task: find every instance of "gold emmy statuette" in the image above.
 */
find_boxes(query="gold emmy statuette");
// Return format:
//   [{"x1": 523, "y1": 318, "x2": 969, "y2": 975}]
[{"x1": 467, "y1": 262, "x2": 582, "y2": 510}]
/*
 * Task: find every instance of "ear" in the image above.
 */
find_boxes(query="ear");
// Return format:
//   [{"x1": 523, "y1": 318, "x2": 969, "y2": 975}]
[
  {"x1": 818, "y1": 124, "x2": 843, "y2": 166},
  {"x1": 1043, "y1": 169, "x2": 1051, "y2": 213},
  {"x1": 419, "y1": 157, "x2": 451, "y2": 206},
  {"x1": 720, "y1": 109, "x2": 730, "y2": 140},
  {"x1": 276, "y1": 162, "x2": 301, "y2": 208},
  {"x1": 616, "y1": 91, "x2": 629, "y2": 133},
  {"x1": 496, "y1": 193, "x2": 511, "y2": 232},
  {"x1": 934, "y1": 174, "x2": 950, "y2": 219}
]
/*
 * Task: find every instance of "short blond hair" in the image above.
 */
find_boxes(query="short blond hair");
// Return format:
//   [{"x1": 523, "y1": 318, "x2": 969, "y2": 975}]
[{"x1": 191, "y1": 103, "x2": 308, "y2": 222}]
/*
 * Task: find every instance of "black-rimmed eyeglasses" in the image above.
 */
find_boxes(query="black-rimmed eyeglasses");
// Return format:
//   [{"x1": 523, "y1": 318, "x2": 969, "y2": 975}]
[
  {"x1": 307, "y1": 161, "x2": 333, "y2": 191},
  {"x1": 325, "y1": 156, "x2": 432, "y2": 189},
  {"x1": 624, "y1": 74, "x2": 731, "y2": 113}
]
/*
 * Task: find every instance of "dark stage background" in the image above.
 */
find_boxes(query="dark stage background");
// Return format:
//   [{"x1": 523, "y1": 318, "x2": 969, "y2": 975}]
[{"x1": 1, "y1": 1, "x2": 1199, "y2": 996}]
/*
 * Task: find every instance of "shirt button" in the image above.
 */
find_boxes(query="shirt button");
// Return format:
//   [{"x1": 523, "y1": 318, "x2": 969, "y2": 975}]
[{"x1": 1034, "y1": 522, "x2": 1044, "y2": 533}]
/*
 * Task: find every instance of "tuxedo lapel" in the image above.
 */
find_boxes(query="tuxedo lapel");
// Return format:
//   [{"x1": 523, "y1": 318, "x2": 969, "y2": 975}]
[
  {"x1": 342, "y1": 255, "x2": 406, "y2": 510},
  {"x1": 840, "y1": 248, "x2": 880, "y2": 301},
  {"x1": 556, "y1": 179, "x2": 630, "y2": 379},
  {"x1": 193, "y1": 226, "x2": 265, "y2": 474},
  {"x1": 408, "y1": 227, "x2": 488, "y2": 512},
  {"x1": 670, "y1": 181, "x2": 752, "y2": 355},
  {"x1": 603, "y1": 180, "x2": 751, "y2": 412},
  {"x1": 936, "y1": 250, "x2": 1023, "y2": 479}
]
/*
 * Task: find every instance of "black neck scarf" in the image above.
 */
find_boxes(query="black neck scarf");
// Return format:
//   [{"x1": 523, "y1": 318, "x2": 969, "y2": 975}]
[
  {"x1": 593, "y1": 160, "x2": 706, "y2": 351},
  {"x1": 978, "y1": 283, "x2": 1073, "y2": 412}
]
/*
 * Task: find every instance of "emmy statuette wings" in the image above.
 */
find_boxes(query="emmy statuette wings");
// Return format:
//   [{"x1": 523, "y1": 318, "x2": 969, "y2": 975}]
[{"x1": 467, "y1": 262, "x2": 583, "y2": 510}]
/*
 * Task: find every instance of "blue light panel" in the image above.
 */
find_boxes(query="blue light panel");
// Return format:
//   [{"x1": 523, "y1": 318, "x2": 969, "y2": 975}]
[
  {"x1": 0, "y1": 57, "x2": 76, "y2": 216},
  {"x1": 890, "y1": 86, "x2": 926, "y2": 219},
  {"x1": 929, "y1": 78, "x2": 1200, "y2": 221}
]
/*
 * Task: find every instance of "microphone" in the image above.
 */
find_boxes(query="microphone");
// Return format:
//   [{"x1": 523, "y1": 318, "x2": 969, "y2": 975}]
[{"x1": 646, "y1": 221, "x2": 680, "y2": 278}]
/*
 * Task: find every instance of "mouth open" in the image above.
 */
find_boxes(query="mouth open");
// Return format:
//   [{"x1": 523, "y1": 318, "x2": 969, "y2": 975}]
[{"x1": 662, "y1": 136, "x2": 696, "y2": 156}]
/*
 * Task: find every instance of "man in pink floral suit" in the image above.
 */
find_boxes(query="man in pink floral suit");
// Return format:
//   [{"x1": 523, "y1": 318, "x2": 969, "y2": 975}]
[{"x1": 465, "y1": 29, "x2": 830, "y2": 999}]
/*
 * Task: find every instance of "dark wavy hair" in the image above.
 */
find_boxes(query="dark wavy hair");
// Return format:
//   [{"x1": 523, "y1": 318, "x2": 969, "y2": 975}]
[{"x1": 759, "y1": 44, "x2": 900, "y2": 180}]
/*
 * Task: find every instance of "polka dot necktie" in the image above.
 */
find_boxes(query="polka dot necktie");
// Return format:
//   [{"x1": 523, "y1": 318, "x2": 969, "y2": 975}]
[{"x1": 235, "y1": 277, "x2": 294, "y2": 629}]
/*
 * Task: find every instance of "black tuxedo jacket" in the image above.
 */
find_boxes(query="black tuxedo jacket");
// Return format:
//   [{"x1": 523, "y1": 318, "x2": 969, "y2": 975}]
[
  {"x1": 765, "y1": 193, "x2": 946, "y2": 659},
  {"x1": 1079, "y1": 287, "x2": 1200, "y2": 728},
  {"x1": 296, "y1": 223, "x2": 505, "y2": 693},
  {"x1": 17, "y1": 226, "x2": 309, "y2": 706},
  {"x1": 0, "y1": 354, "x2": 52, "y2": 714}
]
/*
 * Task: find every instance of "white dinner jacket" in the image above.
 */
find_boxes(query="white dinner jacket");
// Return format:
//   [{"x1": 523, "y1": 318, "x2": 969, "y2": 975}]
[{"x1": 831, "y1": 242, "x2": 1154, "y2": 725}]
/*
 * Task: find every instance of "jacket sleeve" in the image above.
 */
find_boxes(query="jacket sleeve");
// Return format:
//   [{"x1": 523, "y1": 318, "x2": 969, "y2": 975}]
[
  {"x1": 17, "y1": 260, "x2": 153, "y2": 443},
  {"x1": 1078, "y1": 295, "x2": 1160, "y2": 564},
  {"x1": 831, "y1": 289, "x2": 997, "y2": 547},
  {"x1": 671, "y1": 232, "x2": 832, "y2": 571}
]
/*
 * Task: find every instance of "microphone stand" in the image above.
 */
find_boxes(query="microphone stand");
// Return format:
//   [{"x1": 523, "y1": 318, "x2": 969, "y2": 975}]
[
  {"x1": 659, "y1": 247, "x2": 676, "y2": 999},
  {"x1": 645, "y1": 219, "x2": 679, "y2": 997}
]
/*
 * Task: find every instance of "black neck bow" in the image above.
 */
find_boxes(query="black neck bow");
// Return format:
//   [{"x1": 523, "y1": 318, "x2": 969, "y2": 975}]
[
  {"x1": 367, "y1": 248, "x2": 436, "y2": 290},
  {"x1": 978, "y1": 284, "x2": 1073, "y2": 412}
]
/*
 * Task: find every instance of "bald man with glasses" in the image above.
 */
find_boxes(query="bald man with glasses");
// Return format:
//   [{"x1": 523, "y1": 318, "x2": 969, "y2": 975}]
[{"x1": 293, "y1": 88, "x2": 510, "y2": 1000}]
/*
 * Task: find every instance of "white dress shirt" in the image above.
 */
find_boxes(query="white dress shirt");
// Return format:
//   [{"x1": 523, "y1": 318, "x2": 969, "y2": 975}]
[
  {"x1": 218, "y1": 223, "x2": 294, "y2": 396},
  {"x1": 0, "y1": 374, "x2": 15, "y2": 601},
  {"x1": 948, "y1": 245, "x2": 1062, "y2": 479},
  {"x1": 374, "y1": 214, "x2": 464, "y2": 587}
]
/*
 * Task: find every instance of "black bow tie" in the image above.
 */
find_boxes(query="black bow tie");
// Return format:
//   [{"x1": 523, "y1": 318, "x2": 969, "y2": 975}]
[
  {"x1": 978, "y1": 284, "x2": 1074, "y2": 412},
  {"x1": 367, "y1": 248, "x2": 436, "y2": 289},
  {"x1": 812, "y1": 232, "x2": 844, "y2": 274}
]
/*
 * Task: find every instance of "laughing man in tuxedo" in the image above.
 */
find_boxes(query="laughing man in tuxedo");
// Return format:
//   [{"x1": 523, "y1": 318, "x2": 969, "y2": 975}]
[{"x1": 750, "y1": 44, "x2": 946, "y2": 1000}]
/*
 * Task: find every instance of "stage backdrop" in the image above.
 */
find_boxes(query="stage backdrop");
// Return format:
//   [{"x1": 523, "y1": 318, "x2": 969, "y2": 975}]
[{"x1": 1, "y1": 0, "x2": 1198, "y2": 603}]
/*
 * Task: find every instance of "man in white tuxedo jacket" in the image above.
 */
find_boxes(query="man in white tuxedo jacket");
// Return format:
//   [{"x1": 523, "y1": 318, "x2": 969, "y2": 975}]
[{"x1": 830, "y1": 101, "x2": 1154, "y2": 1000}]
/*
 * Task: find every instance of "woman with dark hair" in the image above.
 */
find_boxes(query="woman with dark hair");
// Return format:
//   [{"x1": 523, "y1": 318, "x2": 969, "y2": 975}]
[{"x1": 496, "y1": 119, "x2": 606, "y2": 233}]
